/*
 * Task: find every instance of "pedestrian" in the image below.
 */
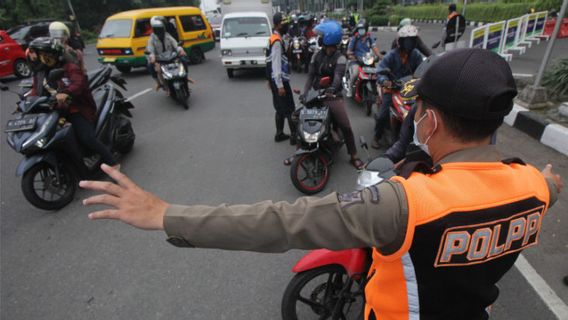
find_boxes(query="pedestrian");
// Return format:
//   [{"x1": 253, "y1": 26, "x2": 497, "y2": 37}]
[
  {"x1": 267, "y1": 12, "x2": 296, "y2": 144},
  {"x1": 81, "y1": 48, "x2": 563, "y2": 320}
]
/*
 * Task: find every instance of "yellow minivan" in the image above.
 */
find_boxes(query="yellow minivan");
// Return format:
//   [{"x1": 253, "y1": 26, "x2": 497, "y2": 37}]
[{"x1": 96, "y1": 6, "x2": 214, "y2": 73}]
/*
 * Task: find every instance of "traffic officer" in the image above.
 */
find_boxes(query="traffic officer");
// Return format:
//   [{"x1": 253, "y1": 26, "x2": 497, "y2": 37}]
[
  {"x1": 81, "y1": 48, "x2": 563, "y2": 320},
  {"x1": 267, "y1": 12, "x2": 296, "y2": 144}
]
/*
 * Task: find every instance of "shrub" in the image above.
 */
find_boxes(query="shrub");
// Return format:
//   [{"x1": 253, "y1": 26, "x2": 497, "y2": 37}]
[
  {"x1": 389, "y1": 14, "x2": 401, "y2": 26},
  {"x1": 543, "y1": 58, "x2": 568, "y2": 98},
  {"x1": 370, "y1": 15, "x2": 389, "y2": 26}
]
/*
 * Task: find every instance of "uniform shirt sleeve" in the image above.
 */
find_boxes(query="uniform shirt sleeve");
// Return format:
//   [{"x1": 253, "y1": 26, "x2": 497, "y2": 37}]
[
  {"x1": 164, "y1": 180, "x2": 408, "y2": 255},
  {"x1": 146, "y1": 35, "x2": 156, "y2": 57},
  {"x1": 271, "y1": 40, "x2": 283, "y2": 88}
]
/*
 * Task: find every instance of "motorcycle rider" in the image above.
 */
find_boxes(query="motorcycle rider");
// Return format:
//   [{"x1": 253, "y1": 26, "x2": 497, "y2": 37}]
[
  {"x1": 267, "y1": 13, "x2": 296, "y2": 144},
  {"x1": 29, "y1": 37, "x2": 118, "y2": 168},
  {"x1": 48, "y1": 21, "x2": 86, "y2": 72},
  {"x1": 345, "y1": 20, "x2": 380, "y2": 98},
  {"x1": 288, "y1": 15, "x2": 302, "y2": 38},
  {"x1": 391, "y1": 18, "x2": 432, "y2": 57},
  {"x1": 81, "y1": 48, "x2": 563, "y2": 320},
  {"x1": 373, "y1": 25, "x2": 423, "y2": 149},
  {"x1": 302, "y1": 15, "x2": 316, "y2": 39},
  {"x1": 290, "y1": 21, "x2": 364, "y2": 169},
  {"x1": 146, "y1": 16, "x2": 189, "y2": 92}
]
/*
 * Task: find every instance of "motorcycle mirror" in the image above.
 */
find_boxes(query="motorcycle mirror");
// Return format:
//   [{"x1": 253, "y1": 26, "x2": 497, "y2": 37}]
[{"x1": 319, "y1": 76, "x2": 331, "y2": 88}]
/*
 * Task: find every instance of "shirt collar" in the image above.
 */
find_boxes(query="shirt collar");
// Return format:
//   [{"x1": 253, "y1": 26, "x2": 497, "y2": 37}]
[{"x1": 438, "y1": 145, "x2": 502, "y2": 165}]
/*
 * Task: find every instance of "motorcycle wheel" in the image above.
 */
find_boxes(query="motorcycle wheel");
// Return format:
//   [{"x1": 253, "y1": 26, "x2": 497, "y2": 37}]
[
  {"x1": 281, "y1": 265, "x2": 365, "y2": 320},
  {"x1": 290, "y1": 153, "x2": 329, "y2": 195},
  {"x1": 175, "y1": 85, "x2": 189, "y2": 110},
  {"x1": 112, "y1": 116, "x2": 135, "y2": 154},
  {"x1": 21, "y1": 162, "x2": 77, "y2": 211}
]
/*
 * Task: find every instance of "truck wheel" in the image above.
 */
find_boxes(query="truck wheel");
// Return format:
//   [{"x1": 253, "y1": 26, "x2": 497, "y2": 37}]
[
  {"x1": 227, "y1": 69, "x2": 234, "y2": 78},
  {"x1": 190, "y1": 47, "x2": 203, "y2": 64}
]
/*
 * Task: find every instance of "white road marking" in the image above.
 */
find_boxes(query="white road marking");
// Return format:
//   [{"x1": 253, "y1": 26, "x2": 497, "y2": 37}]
[
  {"x1": 515, "y1": 254, "x2": 568, "y2": 319},
  {"x1": 125, "y1": 88, "x2": 152, "y2": 102},
  {"x1": 512, "y1": 73, "x2": 535, "y2": 78}
]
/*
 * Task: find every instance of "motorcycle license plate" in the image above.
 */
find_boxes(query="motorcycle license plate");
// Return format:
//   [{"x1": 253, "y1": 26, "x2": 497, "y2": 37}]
[
  {"x1": 293, "y1": 49, "x2": 303, "y2": 53},
  {"x1": 362, "y1": 67, "x2": 376, "y2": 74},
  {"x1": 5, "y1": 116, "x2": 37, "y2": 132}
]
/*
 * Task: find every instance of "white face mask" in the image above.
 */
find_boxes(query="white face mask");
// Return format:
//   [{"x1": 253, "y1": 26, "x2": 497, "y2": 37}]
[
  {"x1": 358, "y1": 28, "x2": 365, "y2": 35},
  {"x1": 413, "y1": 110, "x2": 437, "y2": 155}
]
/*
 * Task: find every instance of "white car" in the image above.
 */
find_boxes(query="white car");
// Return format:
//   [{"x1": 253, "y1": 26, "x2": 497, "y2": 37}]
[{"x1": 220, "y1": 12, "x2": 272, "y2": 78}]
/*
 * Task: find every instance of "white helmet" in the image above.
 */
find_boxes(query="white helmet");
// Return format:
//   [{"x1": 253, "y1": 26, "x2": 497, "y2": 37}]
[
  {"x1": 150, "y1": 16, "x2": 165, "y2": 28},
  {"x1": 398, "y1": 24, "x2": 418, "y2": 38},
  {"x1": 49, "y1": 21, "x2": 70, "y2": 40}
]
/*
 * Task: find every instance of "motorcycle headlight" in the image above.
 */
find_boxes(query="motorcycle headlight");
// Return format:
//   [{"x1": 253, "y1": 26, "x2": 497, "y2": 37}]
[
  {"x1": 363, "y1": 56, "x2": 374, "y2": 65},
  {"x1": 222, "y1": 49, "x2": 232, "y2": 56},
  {"x1": 293, "y1": 41, "x2": 300, "y2": 49},
  {"x1": 302, "y1": 131, "x2": 321, "y2": 143}
]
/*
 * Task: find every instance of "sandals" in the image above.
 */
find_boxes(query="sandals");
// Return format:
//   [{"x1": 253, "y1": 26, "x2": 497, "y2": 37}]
[
  {"x1": 350, "y1": 158, "x2": 365, "y2": 170},
  {"x1": 283, "y1": 156, "x2": 295, "y2": 166}
]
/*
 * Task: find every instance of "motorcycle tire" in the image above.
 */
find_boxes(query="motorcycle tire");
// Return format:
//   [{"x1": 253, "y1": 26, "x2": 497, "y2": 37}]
[
  {"x1": 21, "y1": 162, "x2": 77, "y2": 211},
  {"x1": 281, "y1": 265, "x2": 365, "y2": 320},
  {"x1": 175, "y1": 85, "x2": 189, "y2": 110},
  {"x1": 189, "y1": 47, "x2": 203, "y2": 64},
  {"x1": 290, "y1": 153, "x2": 329, "y2": 195}
]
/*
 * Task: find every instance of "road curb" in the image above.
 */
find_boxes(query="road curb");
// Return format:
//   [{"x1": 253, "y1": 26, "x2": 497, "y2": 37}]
[
  {"x1": 505, "y1": 104, "x2": 568, "y2": 156},
  {"x1": 370, "y1": 26, "x2": 397, "y2": 32}
]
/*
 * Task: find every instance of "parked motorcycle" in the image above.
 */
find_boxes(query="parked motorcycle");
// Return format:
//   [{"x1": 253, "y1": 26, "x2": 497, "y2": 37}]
[
  {"x1": 289, "y1": 77, "x2": 343, "y2": 195},
  {"x1": 377, "y1": 68, "x2": 415, "y2": 145},
  {"x1": 3, "y1": 67, "x2": 135, "y2": 210},
  {"x1": 155, "y1": 51, "x2": 191, "y2": 109},
  {"x1": 343, "y1": 51, "x2": 378, "y2": 116},
  {"x1": 281, "y1": 138, "x2": 397, "y2": 320}
]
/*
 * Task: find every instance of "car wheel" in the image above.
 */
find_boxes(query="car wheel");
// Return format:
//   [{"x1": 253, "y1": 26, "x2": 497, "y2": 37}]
[
  {"x1": 13, "y1": 59, "x2": 31, "y2": 78},
  {"x1": 227, "y1": 69, "x2": 234, "y2": 78}
]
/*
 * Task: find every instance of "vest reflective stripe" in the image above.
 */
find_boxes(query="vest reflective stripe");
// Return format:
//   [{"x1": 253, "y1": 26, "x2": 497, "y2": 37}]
[
  {"x1": 364, "y1": 161, "x2": 550, "y2": 320},
  {"x1": 268, "y1": 33, "x2": 290, "y2": 81}
]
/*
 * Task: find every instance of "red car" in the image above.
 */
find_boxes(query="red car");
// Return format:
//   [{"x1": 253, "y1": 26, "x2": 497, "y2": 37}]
[{"x1": 0, "y1": 30, "x2": 31, "y2": 79}]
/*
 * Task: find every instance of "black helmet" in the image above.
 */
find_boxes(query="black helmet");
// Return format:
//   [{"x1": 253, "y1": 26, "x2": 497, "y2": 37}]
[
  {"x1": 356, "y1": 19, "x2": 369, "y2": 33},
  {"x1": 29, "y1": 37, "x2": 58, "y2": 53},
  {"x1": 449, "y1": 3, "x2": 457, "y2": 12},
  {"x1": 29, "y1": 37, "x2": 63, "y2": 67}
]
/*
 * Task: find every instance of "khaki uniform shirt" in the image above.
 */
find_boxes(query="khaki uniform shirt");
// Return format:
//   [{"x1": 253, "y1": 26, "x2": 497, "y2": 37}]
[{"x1": 164, "y1": 145, "x2": 559, "y2": 253}]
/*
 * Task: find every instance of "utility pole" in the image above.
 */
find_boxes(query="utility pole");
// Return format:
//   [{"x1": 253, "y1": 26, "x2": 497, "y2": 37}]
[
  {"x1": 516, "y1": 0, "x2": 568, "y2": 109},
  {"x1": 66, "y1": 0, "x2": 81, "y2": 32}
]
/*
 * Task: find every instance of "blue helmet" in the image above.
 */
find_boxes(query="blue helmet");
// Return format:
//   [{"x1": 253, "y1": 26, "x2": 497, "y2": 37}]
[{"x1": 314, "y1": 21, "x2": 342, "y2": 46}]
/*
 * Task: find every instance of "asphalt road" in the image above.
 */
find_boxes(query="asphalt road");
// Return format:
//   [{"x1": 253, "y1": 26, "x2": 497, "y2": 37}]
[{"x1": 1, "y1": 29, "x2": 567, "y2": 320}]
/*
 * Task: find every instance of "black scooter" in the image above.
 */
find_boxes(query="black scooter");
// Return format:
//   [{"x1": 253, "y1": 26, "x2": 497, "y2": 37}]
[
  {"x1": 3, "y1": 67, "x2": 135, "y2": 210},
  {"x1": 289, "y1": 77, "x2": 343, "y2": 195},
  {"x1": 155, "y1": 51, "x2": 191, "y2": 109}
]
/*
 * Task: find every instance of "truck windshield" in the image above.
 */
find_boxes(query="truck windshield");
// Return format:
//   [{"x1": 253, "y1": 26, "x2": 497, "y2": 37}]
[
  {"x1": 99, "y1": 19, "x2": 132, "y2": 38},
  {"x1": 222, "y1": 17, "x2": 270, "y2": 38}
]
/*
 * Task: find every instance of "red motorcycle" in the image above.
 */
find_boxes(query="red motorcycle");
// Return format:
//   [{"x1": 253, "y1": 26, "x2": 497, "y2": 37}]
[
  {"x1": 377, "y1": 69, "x2": 415, "y2": 145},
  {"x1": 343, "y1": 51, "x2": 378, "y2": 117},
  {"x1": 281, "y1": 248, "x2": 371, "y2": 319}
]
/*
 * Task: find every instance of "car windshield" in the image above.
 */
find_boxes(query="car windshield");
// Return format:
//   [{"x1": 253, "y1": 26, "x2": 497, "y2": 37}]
[
  {"x1": 222, "y1": 17, "x2": 270, "y2": 38},
  {"x1": 99, "y1": 19, "x2": 132, "y2": 38},
  {"x1": 8, "y1": 26, "x2": 31, "y2": 41}
]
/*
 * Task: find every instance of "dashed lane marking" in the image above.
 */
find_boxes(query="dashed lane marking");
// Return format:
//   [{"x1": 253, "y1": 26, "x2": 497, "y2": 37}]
[{"x1": 125, "y1": 88, "x2": 152, "y2": 102}]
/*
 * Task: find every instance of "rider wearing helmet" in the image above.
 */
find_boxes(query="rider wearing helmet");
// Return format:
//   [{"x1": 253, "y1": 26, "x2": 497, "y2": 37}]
[
  {"x1": 391, "y1": 19, "x2": 432, "y2": 57},
  {"x1": 48, "y1": 21, "x2": 86, "y2": 71},
  {"x1": 288, "y1": 14, "x2": 302, "y2": 37},
  {"x1": 372, "y1": 24, "x2": 424, "y2": 149},
  {"x1": 345, "y1": 19, "x2": 380, "y2": 98},
  {"x1": 146, "y1": 16, "x2": 188, "y2": 91},
  {"x1": 28, "y1": 37, "x2": 118, "y2": 168},
  {"x1": 295, "y1": 21, "x2": 364, "y2": 169}
]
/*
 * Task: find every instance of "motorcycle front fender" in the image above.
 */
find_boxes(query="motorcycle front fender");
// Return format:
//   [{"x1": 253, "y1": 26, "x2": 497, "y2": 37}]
[
  {"x1": 16, "y1": 152, "x2": 58, "y2": 177},
  {"x1": 294, "y1": 146, "x2": 318, "y2": 156},
  {"x1": 292, "y1": 248, "x2": 369, "y2": 277}
]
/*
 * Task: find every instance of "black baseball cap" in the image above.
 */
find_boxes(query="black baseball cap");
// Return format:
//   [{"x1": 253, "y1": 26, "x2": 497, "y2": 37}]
[
  {"x1": 415, "y1": 48, "x2": 517, "y2": 120},
  {"x1": 273, "y1": 12, "x2": 284, "y2": 25}
]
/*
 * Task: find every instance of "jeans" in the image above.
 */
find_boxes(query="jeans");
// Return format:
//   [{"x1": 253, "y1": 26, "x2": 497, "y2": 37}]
[
  {"x1": 68, "y1": 113, "x2": 117, "y2": 166},
  {"x1": 374, "y1": 92, "x2": 391, "y2": 140}
]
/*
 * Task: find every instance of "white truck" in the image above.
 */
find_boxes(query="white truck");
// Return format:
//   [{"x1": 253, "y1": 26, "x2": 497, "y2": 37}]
[{"x1": 219, "y1": 0, "x2": 274, "y2": 78}]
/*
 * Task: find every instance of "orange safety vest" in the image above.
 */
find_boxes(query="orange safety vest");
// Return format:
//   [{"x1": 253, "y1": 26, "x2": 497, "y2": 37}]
[
  {"x1": 364, "y1": 160, "x2": 550, "y2": 320},
  {"x1": 266, "y1": 33, "x2": 290, "y2": 82}
]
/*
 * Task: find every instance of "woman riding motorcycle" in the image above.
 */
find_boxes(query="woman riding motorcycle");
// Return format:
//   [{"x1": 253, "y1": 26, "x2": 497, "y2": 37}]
[
  {"x1": 288, "y1": 21, "x2": 364, "y2": 170},
  {"x1": 28, "y1": 37, "x2": 118, "y2": 168},
  {"x1": 146, "y1": 16, "x2": 188, "y2": 92}
]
